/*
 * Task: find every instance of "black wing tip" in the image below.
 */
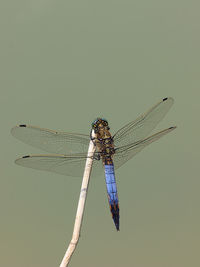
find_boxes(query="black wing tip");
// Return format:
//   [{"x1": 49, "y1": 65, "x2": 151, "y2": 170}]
[
  {"x1": 19, "y1": 124, "x2": 27, "y2": 127},
  {"x1": 169, "y1": 126, "x2": 177, "y2": 130},
  {"x1": 162, "y1": 97, "x2": 174, "y2": 103},
  {"x1": 22, "y1": 155, "x2": 30, "y2": 158}
]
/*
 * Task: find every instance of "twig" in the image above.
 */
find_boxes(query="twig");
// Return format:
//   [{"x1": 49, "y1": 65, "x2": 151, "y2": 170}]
[{"x1": 59, "y1": 130, "x2": 96, "y2": 267}]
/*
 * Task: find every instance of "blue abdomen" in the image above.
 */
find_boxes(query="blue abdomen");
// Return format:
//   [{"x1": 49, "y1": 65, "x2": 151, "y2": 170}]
[{"x1": 104, "y1": 164, "x2": 119, "y2": 231}]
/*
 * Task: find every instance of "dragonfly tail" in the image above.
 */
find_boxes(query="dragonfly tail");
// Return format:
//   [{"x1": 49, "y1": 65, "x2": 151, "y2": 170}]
[
  {"x1": 105, "y1": 164, "x2": 120, "y2": 231},
  {"x1": 110, "y1": 202, "x2": 120, "y2": 231}
]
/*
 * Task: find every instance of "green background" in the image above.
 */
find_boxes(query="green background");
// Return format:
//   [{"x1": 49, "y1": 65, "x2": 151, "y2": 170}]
[{"x1": 0, "y1": 1, "x2": 199, "y2": 266}]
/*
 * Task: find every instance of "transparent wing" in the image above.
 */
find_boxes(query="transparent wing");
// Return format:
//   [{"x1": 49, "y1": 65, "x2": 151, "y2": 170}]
[
  {"x1": 11, "y1": 125, "x2": 90, "y2": 154},
  {"x1": 15, "y1": 152, "x2": 104, "y2": 177},
  {"x1": 14, "y1": 127, "x2": 176, "y2": 177},
  {"x1": 113, "y1": 126, "x2": 176, "y2": 170},
  {"x1": 113, "y1": 97, "x2": 174, "y2": 147}
]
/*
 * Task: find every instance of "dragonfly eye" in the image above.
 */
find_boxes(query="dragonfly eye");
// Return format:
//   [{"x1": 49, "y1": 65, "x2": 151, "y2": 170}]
[
  {"x1": 101, "y1": 118, "x2": 108, "y2": 126},
  {"x1": 92, "y1": 118, "x2": 109, "y2": 131},
  {"x1": 92, "y1": 118, "x2": 101, "y2": 128}
]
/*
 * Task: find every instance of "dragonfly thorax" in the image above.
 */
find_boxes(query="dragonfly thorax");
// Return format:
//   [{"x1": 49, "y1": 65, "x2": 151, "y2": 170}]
[{"x1": 91, "y1": 118, "x2": 115, "y2": 164}]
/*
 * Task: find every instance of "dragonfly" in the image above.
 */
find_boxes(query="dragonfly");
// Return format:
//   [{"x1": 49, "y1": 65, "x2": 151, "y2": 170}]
[{"x1": 11, "y1": 97, "x2": 176, "y2": 231}]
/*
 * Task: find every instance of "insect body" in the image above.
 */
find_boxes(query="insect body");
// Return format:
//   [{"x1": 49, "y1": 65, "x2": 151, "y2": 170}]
[
  {"x1": 92, "y1": 118, "x2": 119, "y2": 230},
  {"x1": 11, "y1": 97, "x2": 176, "y2": 231}
]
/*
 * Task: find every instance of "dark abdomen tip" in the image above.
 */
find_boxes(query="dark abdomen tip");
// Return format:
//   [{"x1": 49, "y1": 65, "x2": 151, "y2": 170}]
[{"x1": 110, "y1": 203, "x2": 120, "y2": 231}]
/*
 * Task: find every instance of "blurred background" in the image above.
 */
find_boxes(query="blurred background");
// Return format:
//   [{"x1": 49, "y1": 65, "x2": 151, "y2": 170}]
[{"x1": 0, "y1": 1, "x2": 199, "y2": 266}]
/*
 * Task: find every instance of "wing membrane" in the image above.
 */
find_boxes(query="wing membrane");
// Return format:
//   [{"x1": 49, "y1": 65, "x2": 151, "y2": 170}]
[
  {"x1": 113, "y1": 126, "x2": 176, "y2": 169},
  {"x1": 113, "y1": 97, "x2": 174, "y2": 147},
  {"x1": 14, "y1": 127, "x2": 176, "y2": 177},
  {"x1": 15, "y1": 153, "x2": 104, "y2": 177},
  {"x1": 11, "y1": 125, "x2": 90, "y2": 154}
]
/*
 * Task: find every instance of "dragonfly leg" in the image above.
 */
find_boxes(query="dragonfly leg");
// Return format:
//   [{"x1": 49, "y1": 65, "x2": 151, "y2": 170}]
[{"x1": 93, "y1": 153, "x2": 101, "y2": 161}]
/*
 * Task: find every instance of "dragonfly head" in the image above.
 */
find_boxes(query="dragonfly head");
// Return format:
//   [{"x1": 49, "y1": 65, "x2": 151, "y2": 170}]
[{"x1": 91, "y1": 118, "x2": 110, "y2": 133}]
